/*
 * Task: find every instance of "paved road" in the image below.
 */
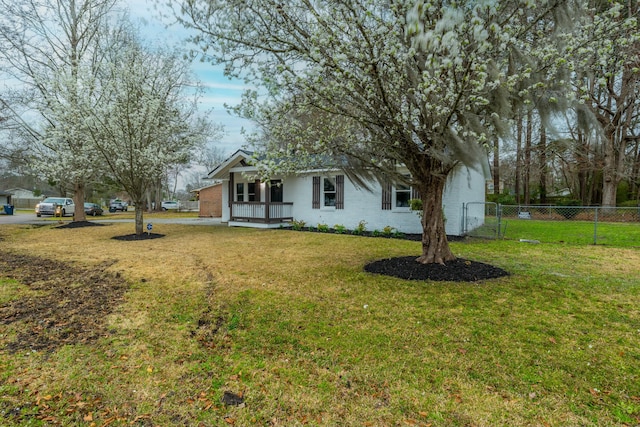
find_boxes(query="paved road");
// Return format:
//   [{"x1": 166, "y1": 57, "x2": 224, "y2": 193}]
[{"x1": 0, "y1": 211, "x2": 223, "y2": 226}]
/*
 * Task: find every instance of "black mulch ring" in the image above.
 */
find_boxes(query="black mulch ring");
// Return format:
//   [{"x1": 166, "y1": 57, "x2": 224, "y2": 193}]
[
  {"x1": 111, "y1": 233, "x2": 165, "y2": 241},
  {"x1": 57, "y1": 220, "x2": 105, "y2": 228},
  {"x1": 365, "y1": 256, "x2": 510, "y2": 282}
]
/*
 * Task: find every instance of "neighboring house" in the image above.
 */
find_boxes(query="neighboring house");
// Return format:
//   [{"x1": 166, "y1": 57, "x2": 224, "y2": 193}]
[
  {"x1": 193, "y1": 182, "x2": 223, "y2": 218},
  {"x1": 0, "y1": 190, "x2": 12, "y2": 206},
  {"x1": 208, "y1": 149, "x2": 487, "y2": 236},
  {"x1": 4, "y1": 188, "x2": 43, "y2": 210},
  {"x1": 5, "y1": 188, "x2": 36, "y2": 199}
]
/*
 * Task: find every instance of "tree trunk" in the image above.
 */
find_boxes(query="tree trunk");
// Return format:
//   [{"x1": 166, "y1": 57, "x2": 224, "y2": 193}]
[
  {"x1": 515, "y1": 113, "x2": 523, "y2": 204},
  {"x1": 492, "y1": 136, "x2": 500, "y2": 195},
  {"x1": 523, "y1": 110, "x2": 532, "y2": 205},
  {"x1": 538, "y1": 124, "x2": 547, "y2": 204},
  {"x1": 575, "y1": 129, "x2": 589, "y2": 204},
  {"x1": 601, "y1": 129, "x2": 619, "y2": 208},
  {"x1": 154, "y1": 178, "x2": 162, "y2": 212},
  {"x1": 73, "y1": 180, "x2": 86, "y2": 222},
  {"x1": 631, "y1": 139, "x2": 640, "y2": 202},
  {"x1": 416, "y1": 176, "x2": 455, "y2": 265},
  {"x1": 135, "y1": 202, "x2": 144, "y2": 235}
]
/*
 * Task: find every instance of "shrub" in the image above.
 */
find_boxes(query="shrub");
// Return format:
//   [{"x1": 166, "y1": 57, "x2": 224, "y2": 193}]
[
  {"x1": 392, "y1": 230, "x2": 405, "y2": 239},
  {"x1": 382, "y1": 225, "x2": 395, "y2": 236},
  {"x1": 291, "y1": 219, "x2": 306, "y2": 231},
  {"x1": 317, "y1": 223, "x2": 330, "y2": 233},
  {"x1": 352, "y1": 220, "x2": 367, "y2": 235},
  {"x1": 371, "y1": 229, "x2": 382, "y2": 237},
  {"x1": 334, "y1": 224, "x2": 347, "y2": 234}
]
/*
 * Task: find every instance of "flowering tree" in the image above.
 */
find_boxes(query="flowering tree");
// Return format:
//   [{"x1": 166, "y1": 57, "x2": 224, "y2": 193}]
[
  {"x1": 0, "y1": 0, "x2": 118, "y2": 222},
  {"x1": 174, "y1": 0, "x2": 581, "y2": 263},
  {"x1": 83, "y1": 32, "x2": 210, "y2": 235}
]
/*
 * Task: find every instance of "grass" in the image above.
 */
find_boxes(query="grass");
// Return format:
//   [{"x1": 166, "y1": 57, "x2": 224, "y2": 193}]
[
  {"x1": 475, "y1": 217, "x2": 640, "y2": 247},
  {"x1": 0, "y1": 222, "x2": 639, "y2": 426}
]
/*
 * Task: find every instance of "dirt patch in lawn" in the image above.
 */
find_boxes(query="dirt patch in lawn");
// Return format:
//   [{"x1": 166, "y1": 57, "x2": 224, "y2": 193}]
[
  {"x1": 365, "y1": 256, "x2": 510, "y2": 282},
  {"x1": 56, "y1": 220, "x2": 106, "y2": 229},
  {"x1": 0, "y1": 253, "x2": 128, "y2": 353}
]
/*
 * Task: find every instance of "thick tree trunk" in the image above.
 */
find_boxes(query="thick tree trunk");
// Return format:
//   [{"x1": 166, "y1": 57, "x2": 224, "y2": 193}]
[
  {"x1": 135, "y1": 203, "x2": 144, "y2": 235},
  {"x1": 416, "y1": 176, "x2": 455, "y2": 265},
  {"x1": 73, "y1": 180, "x2": 86, "y2": 222}
]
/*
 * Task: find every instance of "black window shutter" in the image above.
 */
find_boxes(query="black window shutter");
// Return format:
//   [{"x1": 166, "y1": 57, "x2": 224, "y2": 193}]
[
  {"x1": 382, "y1": 181, "x2": 392, "y2": 210},
  {"x1": 312, "y1": 176, "x2": 320, "y2": 209},
  {"x1": 335, "y1": 175, "x2": 344, "y2": 209}
]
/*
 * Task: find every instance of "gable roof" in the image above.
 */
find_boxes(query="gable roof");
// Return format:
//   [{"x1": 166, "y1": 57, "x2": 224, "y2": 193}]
[
  {"x1": 207, "y1": 149, "x2": 255, "y2": 180},
  {"x1": 190, "y1": 182, "x2": 223, "y2": 192}
]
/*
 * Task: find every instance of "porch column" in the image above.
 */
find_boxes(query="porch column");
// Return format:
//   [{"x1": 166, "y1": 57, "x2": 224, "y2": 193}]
[
  {"x1": 228, "y1": 173, "x2": 234, "y2": 208},
  {"x1": 265, "y1": 180, "x2": 270, "y2": 222}
]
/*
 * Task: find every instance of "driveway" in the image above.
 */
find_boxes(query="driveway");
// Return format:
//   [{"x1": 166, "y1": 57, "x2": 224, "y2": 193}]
[{"x1": 0, "y1": 211, "x2": 223, "y2": 226}]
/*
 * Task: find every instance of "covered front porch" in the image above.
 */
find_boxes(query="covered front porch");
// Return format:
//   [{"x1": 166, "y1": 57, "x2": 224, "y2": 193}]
[
  {"x1": 207, "y1": 149, "x2": 295, "y2": 229},
  {"x1": 229, "y1": 201, "x2": 293, "y2": 228}
]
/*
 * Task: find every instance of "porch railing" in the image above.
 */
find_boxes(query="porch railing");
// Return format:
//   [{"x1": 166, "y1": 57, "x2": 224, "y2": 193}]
[{"x1": 231, "y1": 202, "x2": 293, "y2": 223}]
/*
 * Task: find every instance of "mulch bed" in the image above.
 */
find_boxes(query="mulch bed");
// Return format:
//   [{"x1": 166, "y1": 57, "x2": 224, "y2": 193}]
[
  {"x1": 111, "y1": 233, "x2": 165, "y2": 241},
  {"x1": 364, "y1": 256, "x2": 509, "y2": 282},
  {"x1": 54, "y1": 220, "x2": 165, "y2": 240},
  {"x1": 293, "y1": 228, "x2": 507, "y2": 282}
]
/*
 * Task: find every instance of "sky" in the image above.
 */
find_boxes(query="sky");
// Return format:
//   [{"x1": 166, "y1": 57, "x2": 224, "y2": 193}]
[{"x1": 126, "y1": 0, "x2": 256, "y2": 158}]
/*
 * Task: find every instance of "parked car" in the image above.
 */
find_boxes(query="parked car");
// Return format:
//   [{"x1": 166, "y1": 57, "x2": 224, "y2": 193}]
[
  {"x1": 35, "y1": 197, "x2": 75, "y2": 217},
  {"x1": 161, "y1": 201, "x2": 179, "y2": 211},
  {"x1": 84, "y1": 202, "x2": 103, "y2": 216},
  {"x1": 109, "y1": 199, "x2": 128, "y2": 212}
]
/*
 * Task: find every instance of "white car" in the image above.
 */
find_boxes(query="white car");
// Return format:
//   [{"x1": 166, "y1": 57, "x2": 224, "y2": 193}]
[
  {"x1": 161, "y1": 201, "x2": 179, "y2": 211},
  {"x1": 36, "y1": 197, "x2": 75, "y2": 217}
]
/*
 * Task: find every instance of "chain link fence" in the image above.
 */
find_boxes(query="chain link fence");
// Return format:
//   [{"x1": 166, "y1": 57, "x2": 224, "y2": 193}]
[{"x1": 463, "y1": 203, "x2": 640, "y2": 246}]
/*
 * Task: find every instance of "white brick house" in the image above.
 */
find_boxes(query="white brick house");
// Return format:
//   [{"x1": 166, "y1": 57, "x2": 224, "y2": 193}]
[{"x1": 208, "y1": 149, "x2": 486, "y2": 236}]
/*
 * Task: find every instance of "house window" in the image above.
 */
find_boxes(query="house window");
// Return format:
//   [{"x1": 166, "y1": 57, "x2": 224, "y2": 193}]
[
  {"x1": 270, "y1": 180, "x2": 283, "y2": 203},
  {"x1": 313, "y1": 175, "x2": 344, "y2": 209},
  {"x1": 248, "y1": 182, "x2": 256, "y2": 201},
  {"x1": 395, "y1": 182, "x2": 411, "y2": 208},
  {"x1": 236, "y1": 183, "x2": 244, "y2": 202},
  {"x1": 382, "y1": 177, "x2": 417, "y2": 210},
  {"x1": 324, "y1": 177, "x2": 336, "y2": 207}
]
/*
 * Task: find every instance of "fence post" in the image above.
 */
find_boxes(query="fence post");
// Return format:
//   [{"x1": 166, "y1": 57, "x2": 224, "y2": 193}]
[
  {"x1": 594, "y1": 207, "x2": 598, "y2": 245},
  {"x1": 462, "y1": 203, "x2": 467, "y2": 235}
]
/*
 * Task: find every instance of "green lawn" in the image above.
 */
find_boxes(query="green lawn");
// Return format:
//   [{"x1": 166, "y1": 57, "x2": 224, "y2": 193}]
[
  {"x1": 472, "y1": 217, "x2": 640, "y2": 247},
  {"x1": 0, "y1": 223, "x2": 639, "y2": 426}
]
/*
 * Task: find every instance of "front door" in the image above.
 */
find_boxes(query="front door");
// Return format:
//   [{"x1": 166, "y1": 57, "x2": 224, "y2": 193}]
[{"x1": 270, "y1": 180, "x2": 283, "y2": 203}]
